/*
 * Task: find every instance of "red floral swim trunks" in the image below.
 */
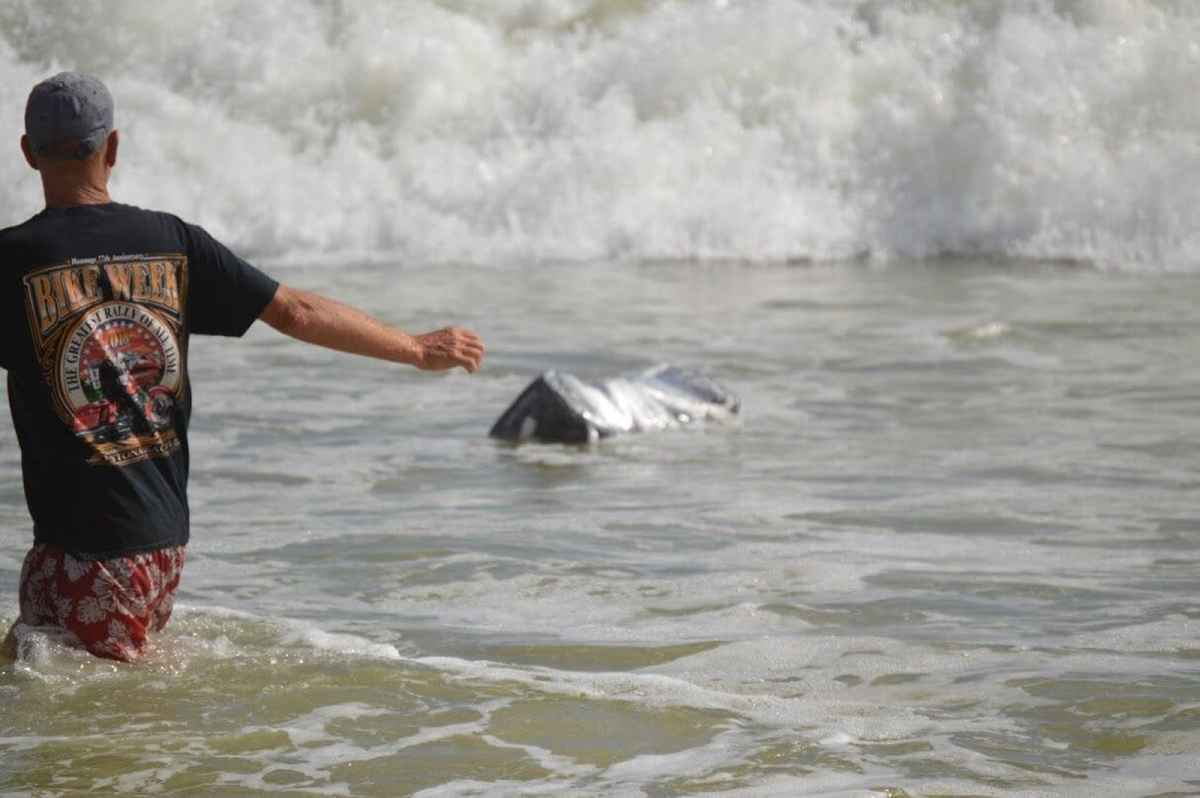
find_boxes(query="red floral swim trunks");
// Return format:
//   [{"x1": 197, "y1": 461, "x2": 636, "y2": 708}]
[{"x1": 18, "y1": 543, "x2": 186, "y2": 662}]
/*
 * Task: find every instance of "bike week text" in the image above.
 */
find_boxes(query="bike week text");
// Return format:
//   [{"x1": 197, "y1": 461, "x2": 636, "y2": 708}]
[{"x1": 24, "y1": 255, "x2": 185, "y2": 337}]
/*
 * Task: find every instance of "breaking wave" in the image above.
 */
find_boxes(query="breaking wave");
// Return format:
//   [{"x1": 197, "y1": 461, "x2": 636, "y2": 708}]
[{"x1": 1, "y1": 0, "x2": 1197, "y2": 269}]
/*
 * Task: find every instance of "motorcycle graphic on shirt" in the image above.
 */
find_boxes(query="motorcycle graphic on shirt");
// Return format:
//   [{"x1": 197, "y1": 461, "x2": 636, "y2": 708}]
[{"x1": 22, "y1": 255, "x2": 187, "y2": 467}]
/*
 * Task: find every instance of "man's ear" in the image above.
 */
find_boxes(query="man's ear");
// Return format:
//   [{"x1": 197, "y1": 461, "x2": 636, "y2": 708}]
[
  {"x1": 104, "y1": 129, "x2": 119, "y2": 168},
  {"x1": 20, "y1": 134, "x2": 39, "y2": 171}
]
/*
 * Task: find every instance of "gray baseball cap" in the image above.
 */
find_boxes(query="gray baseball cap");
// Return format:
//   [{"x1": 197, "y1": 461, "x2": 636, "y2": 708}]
[{"x1": 24, "y1": 72, "x2": 114, "y2": 160}]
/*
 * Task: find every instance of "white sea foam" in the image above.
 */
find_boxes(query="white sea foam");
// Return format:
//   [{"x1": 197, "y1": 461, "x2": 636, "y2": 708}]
[
  {"x1": 1, "y1": 1, "x2": 1197, "y2": 269},
  {"x1": 169, "y1": 604, "x2": 405, "y2": 661},
  {"x1": 419, "y1": 641, "x2": 946, "y2": 739},
  {"x1": 278, "y1": 625, "x2": 403, "y2": 660}
]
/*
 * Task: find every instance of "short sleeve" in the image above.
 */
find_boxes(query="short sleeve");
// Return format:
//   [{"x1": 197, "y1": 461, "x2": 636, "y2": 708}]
[{"x1": 183, "y1": 222, "x2": 279, "y2": 337}]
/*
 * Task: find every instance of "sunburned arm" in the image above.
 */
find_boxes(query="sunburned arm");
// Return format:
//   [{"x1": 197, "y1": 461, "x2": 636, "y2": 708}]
[{"x1": 259, "y1": 284, "x2": 484, "y2": 373}]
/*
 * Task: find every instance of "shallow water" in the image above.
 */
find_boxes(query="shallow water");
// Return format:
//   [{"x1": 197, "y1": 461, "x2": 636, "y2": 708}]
[{"x1": 2, "y1": 257, "x2": 1198, "y2": 796}]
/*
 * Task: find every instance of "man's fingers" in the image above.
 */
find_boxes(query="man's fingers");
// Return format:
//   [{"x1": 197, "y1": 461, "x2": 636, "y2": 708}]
[
  {"x1": 451, "y1": 328, "x2": 484, "y2": 369},
  {"x1": 457, "y1": 343, "x2": 483, "y2": 372}
]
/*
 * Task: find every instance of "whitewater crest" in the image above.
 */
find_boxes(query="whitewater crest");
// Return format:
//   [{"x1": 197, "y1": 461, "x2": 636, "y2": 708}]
[{"x1": 1, "y1": 0, "x2": 1197, "y2": 270}]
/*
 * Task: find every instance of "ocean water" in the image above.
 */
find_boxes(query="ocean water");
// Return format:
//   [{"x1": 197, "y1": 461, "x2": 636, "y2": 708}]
[{"x1": 2, "y1": 2, "x2": 1200, "y2": 796}]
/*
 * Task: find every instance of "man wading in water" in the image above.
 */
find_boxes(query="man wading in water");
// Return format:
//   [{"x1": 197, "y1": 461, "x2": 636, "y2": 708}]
[{"x1": 0, "y1": 73, "x2": 484, "y2": 662}]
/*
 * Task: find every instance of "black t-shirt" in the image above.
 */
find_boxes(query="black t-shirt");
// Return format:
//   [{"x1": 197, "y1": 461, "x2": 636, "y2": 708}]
[{"x1": 0, "y1": 202, "x2": 279, "y2": 559}]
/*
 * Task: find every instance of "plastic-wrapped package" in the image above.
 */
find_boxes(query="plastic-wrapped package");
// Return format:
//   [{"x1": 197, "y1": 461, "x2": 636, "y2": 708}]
[{"x1": 490, "y1": 365, "x2": 739, "y2": 444}]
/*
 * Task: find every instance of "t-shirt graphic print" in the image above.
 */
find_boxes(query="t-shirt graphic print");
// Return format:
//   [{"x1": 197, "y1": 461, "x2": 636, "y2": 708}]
[{"x1": 22, "y1": 254, "x2": 187, "y2": 467}]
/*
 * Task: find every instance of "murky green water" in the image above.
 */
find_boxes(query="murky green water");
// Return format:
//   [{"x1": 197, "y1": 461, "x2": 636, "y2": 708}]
[{"x1": 3, "y1": 259, "x2": 1199, "y2": 796}]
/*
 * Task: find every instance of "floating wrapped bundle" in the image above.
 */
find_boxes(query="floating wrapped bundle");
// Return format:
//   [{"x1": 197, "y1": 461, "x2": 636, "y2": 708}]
[{"x1": 490, "y1": 365, "x2": 739, "y2": 444}]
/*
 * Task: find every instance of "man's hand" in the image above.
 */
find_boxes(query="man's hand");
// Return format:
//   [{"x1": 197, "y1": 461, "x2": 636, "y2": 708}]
[{"x1": 414, "y1": 327, "x2": 485, "y2": 373}]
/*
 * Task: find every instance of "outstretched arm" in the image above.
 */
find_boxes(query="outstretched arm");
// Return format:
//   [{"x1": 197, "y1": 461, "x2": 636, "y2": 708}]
[{"x1": 259, "y1": 284, "x2": 484, "y2": 373}]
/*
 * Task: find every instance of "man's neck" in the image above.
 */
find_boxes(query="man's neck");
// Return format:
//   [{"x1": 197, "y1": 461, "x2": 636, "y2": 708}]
[{"x1": 42, "y1": 183, "x2": 112, "y2": 209}]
